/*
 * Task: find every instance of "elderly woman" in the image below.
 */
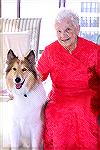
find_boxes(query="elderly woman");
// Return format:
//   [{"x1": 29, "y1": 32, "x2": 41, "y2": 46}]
[{"x1": 37, "y1": 8, "x2": 100, "y2": 150}]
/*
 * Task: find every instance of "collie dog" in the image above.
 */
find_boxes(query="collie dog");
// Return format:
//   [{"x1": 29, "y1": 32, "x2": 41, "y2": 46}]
[{"x1": 2, "y1": 50, "x2": 47, "y2": 150}]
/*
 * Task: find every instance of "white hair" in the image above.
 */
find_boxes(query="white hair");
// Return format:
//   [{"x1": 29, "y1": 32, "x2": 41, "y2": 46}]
[{"x1": 55, "y1": 8, "x2": 79, "y2": 27}]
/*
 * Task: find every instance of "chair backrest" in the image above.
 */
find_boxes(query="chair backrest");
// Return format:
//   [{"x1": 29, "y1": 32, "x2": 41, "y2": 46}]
[{"x1": 0, "y1": 18, "x2": 42, "y2": 61}]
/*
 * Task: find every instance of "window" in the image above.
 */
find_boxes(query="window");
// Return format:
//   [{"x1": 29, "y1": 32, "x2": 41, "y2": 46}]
[
  {"x1": 80, "y1": 17, "x2": 99, "y2": 27},
  {"x1": 90, "y1": 17, "x2": 99, "y2": 27},
  {"x1": 90, "y1": 2, "x2": 96, "y2": 12},
  {"x1": 81, "y1": 2, "x2": 97, "y2": 13},
  {"x1": 80, "y1": 31, "x2": 99, "y2": 43}
]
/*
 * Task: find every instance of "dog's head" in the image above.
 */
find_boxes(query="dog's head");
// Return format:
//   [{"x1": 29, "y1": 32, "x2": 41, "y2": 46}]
[{"x1": 6, "y1": 49, "x2": 38, "y2": 95}]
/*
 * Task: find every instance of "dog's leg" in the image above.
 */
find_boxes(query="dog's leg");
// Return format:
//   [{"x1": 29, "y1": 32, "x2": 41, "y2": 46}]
[
  {"x1": 10, "y1": 127, "x2": 20, "y2": 150},
  {"x1": 31, "y1": 124, "x2": 42, "y2": 150}
]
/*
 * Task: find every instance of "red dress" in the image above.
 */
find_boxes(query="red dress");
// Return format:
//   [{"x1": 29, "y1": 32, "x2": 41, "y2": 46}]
[{"x1": 37, "y1": 37, "x2": 100, "y2": 150}]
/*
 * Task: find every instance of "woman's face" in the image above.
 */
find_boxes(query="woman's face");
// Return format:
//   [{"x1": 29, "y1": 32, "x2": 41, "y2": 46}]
[{"x1": 55, "y1": 18, "x2": 80, "y2": 51}]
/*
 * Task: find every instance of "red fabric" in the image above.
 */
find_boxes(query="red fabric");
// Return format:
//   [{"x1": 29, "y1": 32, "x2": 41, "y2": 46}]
[{"x1": 37, "y1": 37, "x2": 100, "y2": 150}]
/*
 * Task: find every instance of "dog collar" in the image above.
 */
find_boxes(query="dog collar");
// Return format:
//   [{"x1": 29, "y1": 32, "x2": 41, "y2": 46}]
[{"x1": 24, "y1": 94, "x2": 27, "y2": 97}]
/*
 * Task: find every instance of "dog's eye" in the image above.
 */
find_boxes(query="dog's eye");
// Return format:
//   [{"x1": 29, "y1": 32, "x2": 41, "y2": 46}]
[
  {"x1": 22, "y1": 68, "x2": 27, "y2": 72},
  {"x1": 13, "y1": 67, "x2": 17, "y2": 71}
]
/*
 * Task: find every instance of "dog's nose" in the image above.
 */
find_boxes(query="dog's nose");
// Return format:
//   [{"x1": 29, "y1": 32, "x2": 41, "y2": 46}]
[{"x1": 15, "y1": 77, "x2": 21, "y2": 83}]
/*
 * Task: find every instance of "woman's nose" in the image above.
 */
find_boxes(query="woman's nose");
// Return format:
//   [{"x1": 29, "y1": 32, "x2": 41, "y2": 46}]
[{"x1": 60, "y1": 31, "x2": 67, "y2": 38}]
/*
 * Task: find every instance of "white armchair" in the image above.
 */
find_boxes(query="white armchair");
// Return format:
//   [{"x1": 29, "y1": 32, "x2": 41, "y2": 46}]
[{"x1": 0, "y1": 18, "x2": 42, "y2": 60}]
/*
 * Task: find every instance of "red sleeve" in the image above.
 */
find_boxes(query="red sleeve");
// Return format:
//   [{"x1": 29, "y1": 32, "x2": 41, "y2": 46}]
[{"x1": 36, "y1": 46, "x2": 50, "y2": 81}]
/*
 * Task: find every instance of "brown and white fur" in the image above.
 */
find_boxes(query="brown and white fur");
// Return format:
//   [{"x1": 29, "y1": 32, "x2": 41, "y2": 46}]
[{"x1": 2, "y1": 50, "x2": 47, "y2": 150}]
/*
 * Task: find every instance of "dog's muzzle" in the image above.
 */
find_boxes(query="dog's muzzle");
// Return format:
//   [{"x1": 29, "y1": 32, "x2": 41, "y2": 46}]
[{"x1": 15, "y1": 77, "x2": 25, "y2": 89}]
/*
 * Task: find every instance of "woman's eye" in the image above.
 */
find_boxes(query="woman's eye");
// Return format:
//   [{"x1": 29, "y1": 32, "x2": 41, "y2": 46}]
[
  {"x1": 65, "y1": 28, "x2": 71, "y2": 32},
  {"x1": 57, "y1": 30, "x2": 61, "y2": 33},
  {"x1": 22, "y1": 68, "x2": 27, "y2": 72},
  {"x1": 13, "y1": 68, "x2": 16, "y2": 71}
]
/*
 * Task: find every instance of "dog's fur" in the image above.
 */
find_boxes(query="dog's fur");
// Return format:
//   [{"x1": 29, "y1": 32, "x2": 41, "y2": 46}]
[{"x1": 2, "y1": 50, "x2": 47, "y2": 150}]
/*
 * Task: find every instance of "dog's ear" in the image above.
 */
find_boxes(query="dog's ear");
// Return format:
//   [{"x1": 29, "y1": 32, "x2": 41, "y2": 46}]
[
  {"x1": 25, "y1": 50, "x2": 36, "y2": 65},
  {"x1": 7, "y1": 49, "x2": 17, "y2": 62}
]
